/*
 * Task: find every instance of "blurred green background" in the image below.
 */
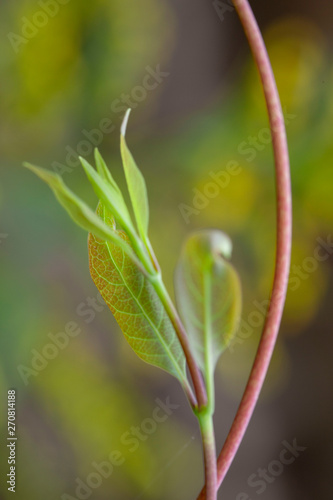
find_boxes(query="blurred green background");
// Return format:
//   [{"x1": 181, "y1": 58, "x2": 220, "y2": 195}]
[{"x1": 0, "y1": 0, "x2": 332, "y2": 499}]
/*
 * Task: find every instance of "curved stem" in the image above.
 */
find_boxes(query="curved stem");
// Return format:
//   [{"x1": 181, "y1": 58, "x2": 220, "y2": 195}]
[{"x1": 198, "y1": 0, "x2": 292, "y2": 496}]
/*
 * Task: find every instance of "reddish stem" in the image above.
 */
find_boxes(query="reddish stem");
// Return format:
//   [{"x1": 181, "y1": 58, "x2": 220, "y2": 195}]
[{"x1": 198, "y1": 0, "x2": 292, "y2": 496}]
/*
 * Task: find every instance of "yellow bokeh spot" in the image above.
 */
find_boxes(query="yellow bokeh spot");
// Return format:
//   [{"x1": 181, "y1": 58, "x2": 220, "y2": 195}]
[
  {"x1": 284, "y1": 235, "x2": 328, "y2": 331},
  {"x1": 195, "y1": 164, "x2": 258, "y2": 229},
  {"x1": 245, "y1": 18, "x2": 325, "y2": 126}
]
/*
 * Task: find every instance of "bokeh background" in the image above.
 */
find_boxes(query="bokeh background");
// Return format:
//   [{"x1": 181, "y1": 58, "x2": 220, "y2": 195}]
[{"x1": 0, "y1": 0, "x2": 332, "y2": 499}]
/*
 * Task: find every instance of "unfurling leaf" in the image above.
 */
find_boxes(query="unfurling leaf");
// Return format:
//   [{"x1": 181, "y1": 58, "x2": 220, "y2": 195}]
[
  {"x1": 175, "y1": 230, "x2": 242, "y2": 373},
  {"x1": 23, "y1": 163, "x2": 143, "y2": 270},
  {"x1": 120, "y1": 109, "x2": 149, "y2": 239},
  {"x1": 88, "y1": 203, "x2": 188, "y2": 384}
]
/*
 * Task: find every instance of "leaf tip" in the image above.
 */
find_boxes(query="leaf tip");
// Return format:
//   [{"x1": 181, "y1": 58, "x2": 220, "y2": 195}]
[
  {"x1": 213, "y1": 231, "x2": 233, "y2": 260},
  {"x1": 94, "y1": 148, "x2": 100, "y2": 161},
  {"x1": 22, "y1": 161, "x2": 57, "y2": 181},
  {"x1": 78, "y1": 156, "x2": 92, "y2": 172},
  {"x1": 187, "y1": 230, "x2": 233, "y2": 262},
  {"x1": 23, "y1": 161, "x2": 36, "y2": 172},
  {"x1": 121, "y1": 108, "x2": 132, "y2": 137}
]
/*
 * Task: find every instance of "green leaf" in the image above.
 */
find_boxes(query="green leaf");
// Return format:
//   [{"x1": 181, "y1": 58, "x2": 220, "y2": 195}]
[
  {"x1": 94, "y1": 148, "x2": 121, "y2": 193},
  {"x1": 89, "y1": 203, "x2": 188, "y2": 385},
  {"x1": 120, "y1": 109, "x2": 149, "y2": 239},
  {"x1": 175, "y1": 230, "x2": 242, "y2": 373},
  {"x1": 79, "y1": 156, "x2": 134, "y2": 235},
  {"x1": 23, "y1": 163, "x2": 143, "y2": 270}
]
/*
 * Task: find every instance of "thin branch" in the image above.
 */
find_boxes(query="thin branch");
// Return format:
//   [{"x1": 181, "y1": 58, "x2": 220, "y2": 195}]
[{"x1": 198, "y1": 0, "x2": 292, "y2": 495}]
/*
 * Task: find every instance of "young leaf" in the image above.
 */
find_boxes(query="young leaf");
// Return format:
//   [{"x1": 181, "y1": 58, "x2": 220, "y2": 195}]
[
  {"x1": 94, "y1": 148, "x2": 121, "y2": 194},
  {"x1": 175, "y1": 230, "x2": 242, "y2": 373},
  {"x1": 79, "y1": 156, "x2": 134, "y2": 234},
  {"x1": 89, "y1": 202, "x2": 188, "y2": 386},
  {"x1": 120, "y1": 109, "x2": 149, "y2": 239},
  {"x1": 23, "y1": 163, "x2": 143, "y2": 270}
]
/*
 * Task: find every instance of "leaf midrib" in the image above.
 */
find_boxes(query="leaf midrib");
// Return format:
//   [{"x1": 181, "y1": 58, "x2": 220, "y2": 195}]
[
  {"x1": 203, "y1": 269, "x2": 213, "y2": 371},
  {"x1": 101, "y1": 206, "x2": 186, "y2": 383}
]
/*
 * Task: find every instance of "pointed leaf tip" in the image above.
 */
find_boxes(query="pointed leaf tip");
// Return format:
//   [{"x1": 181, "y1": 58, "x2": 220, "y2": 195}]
[
  {"x1": 23, "y1": 162, "x2": 144, "y2": 272},
  {"x1": 121, "y1": 109, "x2": 132, "y2": 137},
  {"x1": 120, "y1": 111, "x2": 149, "y2": 239},
  {"x1": 78, "y1": 155, "x2": 134, "y2": 233},
  {"x1": 94, "y1": 149, "x2": 113, "y2": 184}
]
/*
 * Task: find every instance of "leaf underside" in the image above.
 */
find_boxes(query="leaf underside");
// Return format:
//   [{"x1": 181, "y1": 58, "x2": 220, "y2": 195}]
[
  {"x1": 175, "y1": 230, "x2": 242, "y2": 372},
  {"x1": 88, "y1": 203, "x2": 187, "y2": 383}
]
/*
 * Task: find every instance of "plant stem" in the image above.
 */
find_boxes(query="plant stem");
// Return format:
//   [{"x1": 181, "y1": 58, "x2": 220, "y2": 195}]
[
  {"x1": 198, "y1": 0, "x2": 292, "y2": 496},
  {"x1": 143, "y1": 235, "x2": 161, "y2": 274},
  {"x1": 132, "y1": 238, "x2": 203, "y2": 408},
  {"x1": 145, "y1": 242, "x2": 215, "y2": 495},
  {"x1": 154, "y1": 275, "x2": 208, "y2": 410},
  {"x1": 195, "y1": 271, "x2": 217, "y2": 499},
  {"x1": 198, "y1": 413, "x2": 217, "y2": 500}
]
